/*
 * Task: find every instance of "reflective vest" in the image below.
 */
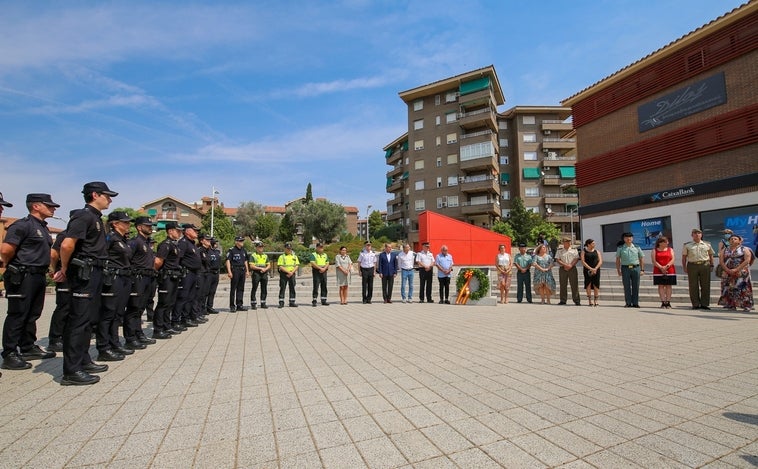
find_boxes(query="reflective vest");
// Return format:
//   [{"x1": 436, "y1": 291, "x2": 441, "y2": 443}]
[
  {"x1": 250, "y1": 252, "x2": 268, "y2": 267},
  {"x1": 311, "y1": 252, "x2": 328, "y2": 267},
  {"x1": 278, "y1": 253, "x2": 299, "y2": 273}
]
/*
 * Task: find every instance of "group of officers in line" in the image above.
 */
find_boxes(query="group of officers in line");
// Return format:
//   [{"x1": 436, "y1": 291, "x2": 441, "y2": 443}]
[{"x1": 0, "y1": 182, "x2": 226, "y2": 385}]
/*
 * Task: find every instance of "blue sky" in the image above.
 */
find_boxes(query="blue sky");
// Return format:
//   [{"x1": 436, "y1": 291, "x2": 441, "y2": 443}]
[{"x1": 0, "y1": 0, "x2": 745, "y2": 228}]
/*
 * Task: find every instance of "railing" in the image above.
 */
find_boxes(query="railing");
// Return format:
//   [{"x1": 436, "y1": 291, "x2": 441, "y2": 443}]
[
  {"x1": 461, "y1": 129, "x2": 494, "y2": 140},
  {"x1": 543, "y1": 137, "x2": 576, "y2": 143},
  {"x1": 461, "y1": 199, "x2": 499, "y2": 206},
  {"x1": 458, "y1": 107, "x2": 493, "y2": 119},
  {"x1": 543, "y1": 193, "x2": 578, "y2": 198},
  {"x1": 462, "y1": 175, "x2": 496, "y2": 184}
]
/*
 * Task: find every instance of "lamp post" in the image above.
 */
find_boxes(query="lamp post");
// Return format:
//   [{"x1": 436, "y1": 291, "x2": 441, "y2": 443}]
[
  {"x1": 569, "y1": 207, "x2": 578, "y2": 243},
  {"x1": 366, "y1": 205, "x2": 372, "y2": 241},
  {"x1": 210, "y1": 187, "x2": 220, "y2": 237}
]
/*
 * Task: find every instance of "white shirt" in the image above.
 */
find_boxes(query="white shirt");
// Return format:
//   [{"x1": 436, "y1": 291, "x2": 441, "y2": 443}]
[
  {"x1": 357, "y1": 249, "x2": 376, "y2": 268},
  {"x1": 397, "y1": 250, "x2": 416, "y2": 270},
  {"x1": 416, "y1": 250, "x2": 435, "y2": 268}
]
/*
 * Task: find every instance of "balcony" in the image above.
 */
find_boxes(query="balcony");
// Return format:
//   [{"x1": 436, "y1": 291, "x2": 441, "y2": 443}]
[
  {"x1": 458, "y1": 88, "x2": 496, "y2": 108},
  {"x1": 387, "y1": 165, "x2": 404, "y2": 178},
  {"x1": 387, "y1": 193, "x2": 404, "y2": 207},
  {"x1": 542, "y1": 154, "x2": 576, "y2": 166},
  {"x1": 544, "y1": 193, "x2": 579, "y2": 205},
  {"x1": 541, "y1": 120, "x2": 573, "y2": 132},
  {"x1": 460, "y1": 176, "x2": 499, "y2": 194},
  {"x1": 458, "y1": 107, "x2": 497, "y2": 131},
  {"x1": 541, "y1": 175, "x2": 561, "y2": 186},
  {"x1": 386, "y1": 149, "x2": 404, "y2": 165},
  {"x1": 460, "y1": 154, "x2": 498, "y2": 172},
  {"x1": 386, "y1": 179, "x2": 403, "y2": 193},
  {"x1": 542, "y1": 138, "x2": 576, "y2": 150},
  {"x1": 460, "y1": 129, "x2": 498, "y2": 149},
  {"x1": 386, "y1": 211, "x2": 403, "y2": 222},
  {"x1": 461, "y1": 199, "x2": 499, "y2": 216}
]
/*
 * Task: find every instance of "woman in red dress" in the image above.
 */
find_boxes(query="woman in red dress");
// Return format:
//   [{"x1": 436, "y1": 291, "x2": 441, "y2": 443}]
[{"x1": 652, "y1": 236, "x2": 677, "y2": 308}]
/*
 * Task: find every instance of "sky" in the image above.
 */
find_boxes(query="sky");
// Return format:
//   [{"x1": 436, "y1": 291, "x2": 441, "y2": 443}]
[{"x1": 0, "y1": 0, "x2": 747, "y2": 230}]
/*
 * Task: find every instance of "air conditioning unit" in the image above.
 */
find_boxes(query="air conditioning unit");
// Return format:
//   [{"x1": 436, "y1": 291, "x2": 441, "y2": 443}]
[
  {"x1": 544, "y1": 166, "x2": 551, "y2": 170},
  {"x1": 543, "y1": 130, "x2": 552, "y2": 135},
  {"x1": 458, "y1": 176, "x2": 465, "y2": 182}
]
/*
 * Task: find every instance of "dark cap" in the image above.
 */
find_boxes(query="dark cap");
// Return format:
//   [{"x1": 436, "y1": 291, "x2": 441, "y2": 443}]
[
  {"x1": 198, "y1": 232, "x2": 210, "y2": 240},
  {"x1": 107, "y1": 211, "x2": 132, "y2": 223},
  {"x1": 164, "y1": 221, "x2": 183, "y2": 231},
  {"x1": 315, "y1": 242, "x2": 323, "y2": 248},
  {"x1": 210, "y1": 237, "x2": 218, "y2": 243},
  {"x1": 0, "y1": 192, "x2": 12, "y2": 207},
  {"x1": 181, "y1": 223, "x2": 199, "y2": 231},
  {"x1": 518, "y1": 243, "x2": 526, "y2": 247},
  {"x1": 622, "y1": 232, "x2": 634, "y2": 237},
  {"x1": 254, "y1": 241, "x2": 263, "y2": 247},
  {"x1": 364, "y1": 240, "x2": 372, "y2": 245},
  {"x1": 133, "y1": 216, "x2": 153, "y2": 226},
  {"x1": 284, "y1": 242, "x2": 292, "y2": 248},
  {"x1": 422, "y1": 242, "x2": 430, "y2": 247},
  {"x1": 691, "y1": 228, "x2": 702, "y2": 234},
  {"x1": 234, "y1": 236, "x2": 244, "y2": 242},
  {"x1": 26, "y1": 193, "x2": 60, "y2": 207},
  {"x1": 82, "y1": 181, "x2": 118, "y2": 197}
]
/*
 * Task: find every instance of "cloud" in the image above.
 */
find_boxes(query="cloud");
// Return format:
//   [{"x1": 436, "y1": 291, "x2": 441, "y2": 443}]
[{"x1": 271, "y1": 75, "x2": 395, "y2": 99}]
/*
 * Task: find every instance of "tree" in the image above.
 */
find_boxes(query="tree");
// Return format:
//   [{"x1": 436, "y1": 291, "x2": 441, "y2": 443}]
[
  {"x1": 235, "y1": 201, "x2": 264, "y2": 239},
  {"x1": 368, "y1": 210, "x2": 384, "y2": 239},
  {"x1": 289, "y1": 199, "x2": 346, "y2": 244},
  {"x1": 253, "y1": 213, "x2": 279, "y2": 240},
  {"x1": 503, "y1": 197, "x2": 537, "y2": 245},
  {"x1": 305, "y1": 183, "x2": 313, "y2": 203},
  {"x1": 277, "y1": 211, "x2": 296, "y2": 242},
  {"x1": 492, "y1": 220, "x2": 515, "y2": 240},
  {"x1": 201, "y1": 206, "x2": 235, "y2": 244},
  {"x1": 373, "y1": 223, "x2": 403, "y2": 241}
]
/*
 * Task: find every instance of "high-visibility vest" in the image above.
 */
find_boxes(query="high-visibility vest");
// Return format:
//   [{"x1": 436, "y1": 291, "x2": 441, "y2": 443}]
[{"x1": 278, "y1": 253, "x2": 299, "y2": 273}]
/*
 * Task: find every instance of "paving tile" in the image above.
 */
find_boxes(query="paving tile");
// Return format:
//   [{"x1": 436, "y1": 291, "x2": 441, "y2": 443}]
[
  {"x1": 355, "y1": 436, "x2": 408, "y2": 469},
  {"x1": 389, "y1": 430, "x2": 442, "y2": 463},
  {"x1": 510, "y1": 432, "x2": 577, "y2": 467},
  {"x1": 320, "y1": 443, "x2": 368, "y2": 469},
  {"x1": 311, "y1": 420, "x2": 352, "y2": 450}
]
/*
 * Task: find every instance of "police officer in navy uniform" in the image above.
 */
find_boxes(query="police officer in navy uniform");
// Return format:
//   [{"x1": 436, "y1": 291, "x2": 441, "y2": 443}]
[
  {"x1": 173, "y1": 223, "x2": 203, "y2": 329},
  {"x1": 55, "y1": 181, "x2": 118, "y2": 385},
  {"x1": 1, "y1": 194, "x2": 59, "y2": 371},
  {"x1": 204, "y1": 237, "x2": 221, "y2": 313},
  {"x1": 194, "y1": 233, "x2": 212, "y2": 320},
  {"x1": 226, "y1": 236, "x2": 249, "y2": 312},
  {"x1": 153, "y1": 221, "x2": 183, "y2": 339},
  {"x1": 96, "y1": 211, "x2": 134, "y2": 361},
  {"x1": 47, "y1": 224, "x2": 72, "y2": 353},
  {"x1": 144, "y1": 235, "x2": 158, "y2": 322},
  {"x1": 249, "y1": 241, "x2": 270, "y2": 310},
  {"x1": 124, "y1": 216, "x2": 156, "y2": 349}
]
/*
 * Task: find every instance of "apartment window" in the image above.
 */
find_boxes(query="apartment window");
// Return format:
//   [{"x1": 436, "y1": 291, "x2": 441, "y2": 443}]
[
  {"x1": 435, "y1": 115, "x2": 441, "y2": 126},
  {"x1": 413, "y1": 119, "x2": 424, "y2": 130},
  {"x1": 434, "y1": 95, "x2": 440, "y2": 106},
  {"x1": 499, "y1": 156, "x2": 509, "y2": 165},
  {"x1": 524, "y1": 151, "x2": 537, "y2": 161},
  {"x1": 436, "y1": 136, "x2": 441, "y2": 146},
  {"x1": 413, "y1": 100, "x2": 423, "y2": 111},
  {"x1": 446, "y1": 133, "x2": 457, "y2": 144},
  {"x1": 414, "y1": 139, "x2": 424, "y2": 150},
  {"x1": 460, "y1": 142, "x2": 494, "y2": 161},
  {"x1": 447, "y1": 154, "x2": 458, "y2": 164},
  {"x1": 414, "y1": 180, "x2": 425, "y2": 191},
  {"x1": 436, "y1": 157, "x2": 442, "y2": 167},
  {"x1": 405, "y1": 188, "x2": 410, "y2": 195},
  {"x1": 415, "y1": 199, "x2": 426, "y2": 211},
  {"x1": 522, "y1": 115, "x2": 536, "y2": 125},
  {"x1": 447, "y1": 176, "x2": 458, "y2": 186},
  {"x1": 525, "y1": 187, "x2": 540, "y2": 197},
  {"x1": 523, "y1": 133, "x2": 537, "y2": 143},
  {"x1": 436, "y1": 197, "x2": 446, "y2": 208},
  {"x1": 501, "y1": 208, "x2": 511, "y2": 218},
  {"x1": 436, "y1": 177, "x2": 442, "y2": 188},
  {"x1": 445, "y1": 91, "x2": 457, "y2": 103},
  {"x1": 446, "y1": 112, "x2": 457, "y2": 124},
  {"x1": 501, "y1": 190, "x2": 510, "y2": 200},
  {"x1": 499, "y1": 138, "x2": 509, "y2": 148},
  {"x1": 498, "y1": 121, "x2": 508, "y2": 130},
  {"x1": 527, "y1": 206, "x2": 540, "y2": 214},
  {"x1": 414, "y1": 160, "x2": 424, "y2": 170},
  {"x1": 447, "y1": 195, "x2": 459, "y2": 207}
]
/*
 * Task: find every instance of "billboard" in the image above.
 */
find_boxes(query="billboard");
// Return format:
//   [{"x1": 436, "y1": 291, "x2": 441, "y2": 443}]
[{"x1": 601, "y1": 216, "x2": 672, "y2": 252}]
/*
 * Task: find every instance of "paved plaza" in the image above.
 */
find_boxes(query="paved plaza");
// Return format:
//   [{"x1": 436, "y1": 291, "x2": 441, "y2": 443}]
[{"x1": 1, "y1": 293, "x2": 757, "y2": 468}]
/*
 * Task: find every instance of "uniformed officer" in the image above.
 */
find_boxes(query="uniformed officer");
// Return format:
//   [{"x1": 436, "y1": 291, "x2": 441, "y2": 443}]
[
  {"x1": 96, "y1": 211, "x2": 134, "y2": 361},
  {"x1": 278, "y1": 242, "x2": 299, "y2": 308},
  {"x1": 249, "y1": 241, "x2": 270, "y2": 310},
  {"x1": 309, "y1": 242, "x2": 329, "y2": 306},
  {"x1": 173, "y1": 223, "x2": 203, "y2": 329},
  {"x1": 124, "y1": 216, "x2": 156, "y2": 350},
  {"x1": 55, "y1": 181, "x2": 118, "y2": 385},
  {"x1": 1, "y1": 194, "x2": 59, "y2": 371},
  {"x1": 194, "y1": 233, "x2": 211, "y2": 320},
  {"x1": 226, "y1": 236, "x2": 250, "y2": 312},
  {"x1": 47, "y1": 224, "x2": 72, "y2": 353},
  {"x1": 204, "y1": 238, "x2": 222, "y2": 314},
  {"x1": 0, "y1": 192, "x2": 10, "y2": 377},
  {"x1": 152, "y1": 221, "x2": 183, "y2": 339},
  {"x1": 144, "y1": 236, "x2": 158, "y2": 322},
  {"x1": 682, "y1": 228, "x2": 715, "y2": 310}
]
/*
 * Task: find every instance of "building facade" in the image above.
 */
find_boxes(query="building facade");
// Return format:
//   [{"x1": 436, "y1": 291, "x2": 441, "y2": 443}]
[
  {"x1": 384, "y1": 66, "x2": 577, "y2": 244},
  {"x1": 562, "y1": 2, "x2": 758, "y2": 255}
]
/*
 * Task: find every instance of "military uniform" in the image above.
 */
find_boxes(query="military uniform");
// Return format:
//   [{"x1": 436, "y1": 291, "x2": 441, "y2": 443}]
[
  {"x1": 153, "y1": 223, "x2": 183, "y2": 339},
  {"x1": 278, "y1": 244, "x2": 299, "y2": 308},
  {"x1": 226, "y1": 237, "x2": 249, "y2": 311},
  {"x1": 249, "y1": 242, "x2": 269, "y2": 309},
  {"x1": 682, "y1": 229, "x2": 715, "y2": 309},
  {"x1": 124, "y1": 217, "x2": 156, "y2": 349}
]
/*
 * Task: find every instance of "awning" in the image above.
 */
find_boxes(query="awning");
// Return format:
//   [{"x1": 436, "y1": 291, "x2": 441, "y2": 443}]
[
  {"x1": 523, "y1": 168, "x2": 541, "y2": 179},
  {"x1": 401, "y1": 141, "x2": 409, "y2": 151},
  {"x1": 460, "y1": 76, "x2": 491, "y2": 95},
  {"x1": 500, "y1": 173, "x2": 510, "y2": 184},
  {"x1": 386, "y1": 176, "x2": 393, "y2": 188},
  {"x1": 401, "y1": 171, "x2": 409, "y2": 180},
  {"x1": 559, "y1": 166, "x2": 576, "y2": 178},
  {"x1": 147, "y1": 208, "x2": 157, "y2": 216},
  {"x1": 385, "y1": 148, "x2": 394, "y2": 158}
]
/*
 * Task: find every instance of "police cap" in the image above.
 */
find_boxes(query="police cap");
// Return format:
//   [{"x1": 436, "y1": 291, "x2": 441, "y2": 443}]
[
  {"x1": 26, "y1": 193, "x2": 60, "y2": 207},
  {"x1": 82, "y1": 181, "x2": 118, "y2": 197},
  {"x1": 133, "y1": 216, "x2": 153, "y2": 226},
  {"x1": 284, "y1": 242, "x2": 292, "y2": 249},
  {"x1": 107, "y1": 211, "x2": 132, "y2": 223},
  {"x1": 164, "y1": 221, "x2": 183, "y2": 231},
  {"x1": 181, "y1": 223, "x2": 200, "y2": 231},
  {"x1": 0, "y1": 192, "x2": 12, "y2": 207},
  {"x1": 234, "y1": 236, "x2": 244, "y2": 242}
]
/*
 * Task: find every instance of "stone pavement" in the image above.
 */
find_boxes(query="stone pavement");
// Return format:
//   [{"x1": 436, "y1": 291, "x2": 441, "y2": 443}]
[{"x1": 1, "y1": 294, "x2": 757, "y2": 468}]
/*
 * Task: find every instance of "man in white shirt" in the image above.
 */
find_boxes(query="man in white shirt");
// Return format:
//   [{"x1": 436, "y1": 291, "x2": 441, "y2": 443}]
[
  {"x1": 415, "y1": 242, "x2": 435, "y2": 303},
  {"x1": 397, "y1": 244, "x2": 415, "y2": 303},
  {"x1": 357, "y1": 241, "x2": 376, "y2": 304}
]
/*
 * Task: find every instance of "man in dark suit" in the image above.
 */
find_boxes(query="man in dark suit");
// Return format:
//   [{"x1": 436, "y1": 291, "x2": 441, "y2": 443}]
[{"x1": 377, "y1": 243, "x2": 399, "y2": 303}]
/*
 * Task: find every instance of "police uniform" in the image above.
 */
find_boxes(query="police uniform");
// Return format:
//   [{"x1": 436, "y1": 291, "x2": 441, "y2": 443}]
[
  {"x1": 249, "y1": 242, "x2": 269, "y2": 309},
  {"x1": 124, "y1": 217, "x2": 156, "y2": 349},
  {"x1": 174, "y1": 224, "x2": 202, "y2": 328},
  {"x1": 47, "y1": 227, "x2": 70, "y2": 352},
  {"x1": 203, "y1": 238, "x2": 221, "y2": 313},
  {"x1": 144, "y1": 236, "x2": 158, "y2": 321},
  {"x1": 1, "y1": 194, "x2": 58, "y2": 371},
  {"x1": 278, "y1": 244, "x2": 299, "y2": 307},
  {"x1": 193, "y1": 235, "x2": 210, "y2": 322},
  {"x1": 153, "y1": 222, "x2": 183, "y2": 338},
  {"x1": 96, "y1": 211, "x2": 134, "y2": 361},
  {"x1": 226, "y1": 237, "x2": 249, "y2": 311},
  {"x1": 310, "y1": 245, "x2": 329, "y2": 306}
]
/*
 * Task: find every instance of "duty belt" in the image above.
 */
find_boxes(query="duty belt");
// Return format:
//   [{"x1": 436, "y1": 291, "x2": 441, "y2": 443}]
[
  {"x1": 77, "y1": 257, "x2": 106, "y2": 267},
  {"x1": 24, "y1": 266, "x2": 49, "y2": 274},
  {"x1": 209, "y1": 269, "x2": 220, "y2": 274},
  {"x1": 105, "y1": 267, "x2": 133, "y2": 277}
]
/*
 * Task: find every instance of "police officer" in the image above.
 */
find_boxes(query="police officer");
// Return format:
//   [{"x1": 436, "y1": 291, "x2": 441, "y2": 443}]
[
  {"x1": 278, "y1": 242, "x2": 299, "y2": 308},
  {"x1": 194, "y1": 233, "x2": 211, "y2": 321},
  {"x1": 96, "y1": 211, "x2": 134, "y2": 361},
  {"x1": 56, "y1": 181, "x2": 118, "y2": 385},
  {"x1": 153, "y1": 221, "x2": 183, "y2": 339},
  {"x1": 1, "y1": 194, "x2": 59, "y2": 371},
  {"x1": 47, "y1": 223, "x2": 72, "y2": 353},
  {"x1": 310, "y1": 242, "x2": 329, "y2": 306},
  {"x1": 144, "y1": 236, "x2": 158, "y2": 322},
  {"x1": 226, "y1": 236, "x2": 249, "y2": 312},
  {"x1": 249, "y1": 241, "x2": 270, "y2": 310},
  {"x1": 173, "y1": 223, "x2": 203, "y2": 329},
  {"x1": 124, "y1": 216, "x2": 156, "y2": 350},
  {"x1": 203, "y1": 237, "x2": 221, "y2": 314}
]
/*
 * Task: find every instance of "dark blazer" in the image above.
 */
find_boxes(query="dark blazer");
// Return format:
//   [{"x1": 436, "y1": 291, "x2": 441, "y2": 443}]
[{"x1": 377, "y1": 251, "x2": 398, "y2": 276}]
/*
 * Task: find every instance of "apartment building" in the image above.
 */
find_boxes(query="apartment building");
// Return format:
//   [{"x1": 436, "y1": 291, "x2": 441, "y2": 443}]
[{"x1": 384, "y1": 65, "x2": 577, "y2": 245}]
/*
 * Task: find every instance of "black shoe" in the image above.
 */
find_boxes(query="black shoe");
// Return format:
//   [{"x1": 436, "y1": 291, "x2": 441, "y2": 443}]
[
  {"x1": 171, "y1": 323, "x2": 188, "y2": 331},
  {"x1": 124, "y1": 340, "x2": 147, "y2": 350},
  {"x1": 366, "y1": 301, "x2": 372, "y2": 304},
  {"x1": 229, "y1": 307, "x2": 236, "y2": 313},
  {"x1": 207, "y1": 308, "x2": 219, "y2": 314},
  {"x1": 83, "y1": 362, "x2": 109, "y2": 373},
  {"x1": 1, "y1": 352, "x2": 32, "y2": 370},
  {"x1": 444, "y1": 300, "x2": 451, "y2": 304},
  {"x1": 312, "y1": 300, "x2": 318, "y2": 307},
  {"x1": 153, "y1": 331, "x2": 172, "y2": 340},
  {"x1": 113, "y1": 346, "x2": 135, "y2": 355},
  {"x1": 322, "y1": 302, "x2": 329, "y2": 306},
  {"x1": 21, "y1": 345, "x2": 56, "y2": 360},
  {"x1": 47, "y1": 340, "x2": 64, "y2": 353},
  {"x1": 574, "y1": 302, "x2": 581, "y2": 306},
  {"x1": 97, "y1": 349, "x2": 125, "y2": 361},
  {"x1": 237, "y1": 306, "x2": 248, "y2": 311},
  {"x1": 166, "y1": 328, "x2": 182, "y2": 335},
  {"x1": 558, "y1": 302, "x2": 567, "y2": 305},
  {"x1": 633, "y1": 304, "x2": 640, "y2": 308},
  {"x1": 691, "y1": 306, "x2": 700, "y2": 310},
  {"x1": 61, "y1": 370, "x2": 99, "y2": 386},
  {"x1": 278, "y1": 303, "x2": 284, "y2": 309},
  {"x1": 182, "y1": 319, "x2": 199, "y2": 328},
  {"x1": 195, "y1": 316, "x2": 208, "y2": 323},
  {"x1": 261, "y1": 304, "x2": 268, "y2": 309},
  {"x1": 251, "y1": 304, "x2": 257, "y2": 310},
  {"x1": 289, "y1": 303, "x2": 298, "y2": 308},
  {"x1": 701, "y1": 306, "x2": 711, "y2": 310},
  {"x1": 419, "y1": 300, "x2": 424, "y2": 303},
  {"x1": 138, "y1": 335, "x2": 157, "y2": 345}
]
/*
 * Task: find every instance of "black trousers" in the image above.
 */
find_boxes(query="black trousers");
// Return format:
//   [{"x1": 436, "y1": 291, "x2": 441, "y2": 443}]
[
  {"x1": 49, "y1": 281, "x2": 71, "y2": 341},
  {"x1": 174, "y1": 271, "x2": 199, "y2": 323},
  {"x1": 124, "y1": 275, "x2": 151, "y2": 341},
  {"x1": 361, "y1": 267, "x2": 374, "y2": 302},
  {"x1": 193, "y1": 271, "x2": 206, "y2": 318},
  {"x1": 97, "y1": 275, "x2": 131, "y2": 351},
  {"x1": 229, "y1": 267, "x2": 246, "y2": 308},
  {"x1": 312, "y1": 270, "x2": 327, "y2": 302},
  {"x1": 145, "y1": 277, "x2": 157, "y2": 320},
  {"x1": 279, "y1": 273, "x2": 296, "y2": 304},
  {"x1": 154, "y1": 276, "x2": 179, "y2": 333},
  {"x1": 2, "y1": 271, "x2": 46, "y2": 357},
  {"x1": 251, "y1": 271, "x2": 268, "y2": 305},
  {"x1": 63, "y1": 265, "x2": 103, "y2": 375},
  {"x1": 381, "y1": 275, "x2": 395, "y2": 301},
  {"x1": 419, "y1": 269, "x2": 433, "y2": 302},
  {"x1": 438, "y1": 276, "x2": 451, "y2": 301},
  {"x1": 517, "y1": 271, "x2": 532, "y2": 303},
  {"x1": 204, "y1": 272, "x2": 219, "y2": 311}
]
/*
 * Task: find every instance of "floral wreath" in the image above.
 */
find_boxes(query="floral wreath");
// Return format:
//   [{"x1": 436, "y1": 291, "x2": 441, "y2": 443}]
[{"x1": 455, "y1": 268, "x2": 490, "y2": 301}]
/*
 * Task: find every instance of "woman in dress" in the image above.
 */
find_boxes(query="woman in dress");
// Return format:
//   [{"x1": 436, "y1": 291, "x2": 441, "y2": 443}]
[
  {"x1": 580, "y1": 239, "x2": 602, "y2": 306},
  {"x1": 718, "y1": 234, "x2": 754, "y2": 312},
  {"x1": 651, "y1": 236, "x2": 677, "y2": 308},
  {"x1": 334, "y1": 246, "x2": 353, "y2": 305},
  {"x1": 532, "y1": 244, "x2": 556, "y2": 304},
  {"x1": 495, "y1": 244, "x2": 512, "y2": 304}
]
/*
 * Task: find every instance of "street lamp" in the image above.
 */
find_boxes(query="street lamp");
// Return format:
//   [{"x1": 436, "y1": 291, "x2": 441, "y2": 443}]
[
  {"x1": 366, "y1": 205, "x2": 372, "y2": 241},
  {"x1": 569, "y1": 207, "x2": 578, "y2": 243},
  {"x1": 210, "y1": 187, "x2": 220, "y2": 237}
]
